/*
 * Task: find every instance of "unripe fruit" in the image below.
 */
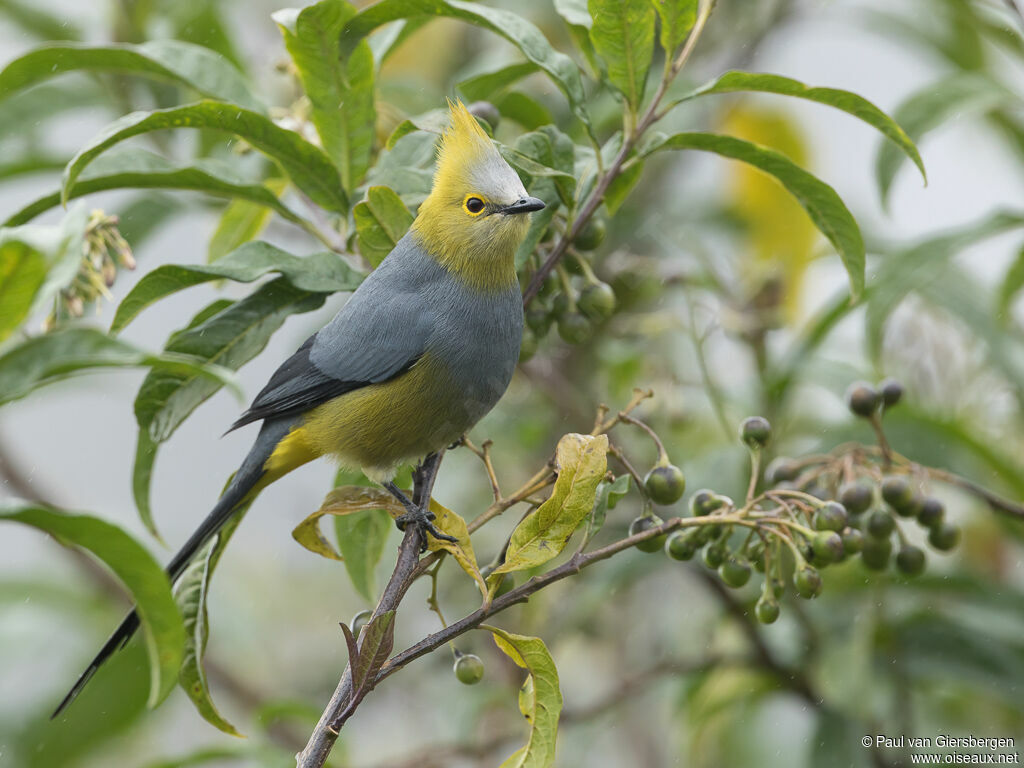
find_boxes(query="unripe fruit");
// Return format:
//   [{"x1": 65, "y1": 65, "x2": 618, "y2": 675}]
[
  {"x1": 895, "y1": 492, "x2": 924, "y2": 519},
  {"x1": 467, "y1": 101, "x2": 500, "y2": 130},
  {"x1": 896, "y1": 545, "x2": 926, "y2": 576},
  {"x1": 740, "y1": 416, "x2": 772, "y2": 448},
  {"x1": 805, "y1": 483, "x2": 830, "y2": 501},
  {"x1": 575, "y1": 217, "x2": 606, "y2": 251},
  {"x1": 702, "y1": 542, "x2": 726, "y2": 569},
  {"x1": 879, "y1": 378, "x2": 904, "y2": 408},
  {"x1": 866, "y1": 509, "x2": 896, "y2": 539},
  {"x1": 350, "y1": 609, "x2": 371, "y2": 638},
  {"x1": 665, "y1": 530, "x2": 697, "y2": 561},
  {"x1": 860, "y1": 536, "x2": 892, "y2": 570},
  {"x1": 814, "y1": 501, "x2": 848, "y2": 532},
  {"x1": 755, "y1": 596, "x2": 780, "y2": 624},
  {"x1": 578, "y1": 281, "x2": 616, "y2": 322},
  {"x1": 644, "y1": 464, "x2": 686, "y2": 505},
  {"x1": 841, "y1": 526, "x2": 864, "y2": 555},
  {"x1": 525, "y1": 307, "x2": 553, "y2": 338},
  {"x1": 928, "y1": 521, "x2": 961, "y2": 551},
  {"x1": 518, "y1": 328, "x2": 538, "y2": 363},
  {"x1": 794, "y1": 566, "x2": 823, "y2": 598},
  {"x1": 689, "y1": 489, "x2": 720, "y2": 516},
  {"x1": 917, "y1": 497, "x2": 944, "y2": 529},
  {"x1": 718, "y1": 556, "x2": 752, "y2": 588},
  {"x1": 629, "y1": 515, "x2": 666, "y2": 553},
  {"x1": 552, "y1": 292, "x2": 570, "y2": 317},
  {"x1": 747, "y1": 540, "x2": 766, "y2": 572},
  {"x1": 810, "y1": 531, "x2": 844, "y2": 565},
  {"x1": 846, "y1": 381, "x2": 880, "y2": 417},
  {"x1": 839, "y1": 480, "x2": 874, "y2": 515},
  {"x1": 557, "y1": 312, "x2": 591, "y2": 344},
  {"x1": 454, "y1": 653, "x2": 485, "y2": 685},
  {"x1": 765, "y1": 457, "x2": 800, "y2": 484},
  {"x1": 881, "y1": 475, "x2": 914, "y2": 510}
]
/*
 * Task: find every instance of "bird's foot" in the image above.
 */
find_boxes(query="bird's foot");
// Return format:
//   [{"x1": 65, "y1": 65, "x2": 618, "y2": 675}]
[{"x1": 395, "y1": 505, "x2": 458, "y2": 550}]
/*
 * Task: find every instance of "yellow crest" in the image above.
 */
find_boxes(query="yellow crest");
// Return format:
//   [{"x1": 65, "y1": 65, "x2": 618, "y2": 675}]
[{"x1": 432, "y1": 100, "x2": 496, "y2": 196}]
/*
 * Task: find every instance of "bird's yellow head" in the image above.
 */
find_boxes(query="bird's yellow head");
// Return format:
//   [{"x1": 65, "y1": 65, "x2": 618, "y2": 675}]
[{"x1": 412, "y1": 101, "x2": 544, "y2": 291}]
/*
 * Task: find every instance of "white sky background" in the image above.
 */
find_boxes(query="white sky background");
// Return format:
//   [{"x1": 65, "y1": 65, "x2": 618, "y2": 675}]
[{"x1": 1, "y1": 0, "x2": 1022, "y2": 765}]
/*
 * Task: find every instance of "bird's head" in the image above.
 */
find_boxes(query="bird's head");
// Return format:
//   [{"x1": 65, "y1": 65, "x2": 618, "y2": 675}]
[{"x1": 412, "y1": 101, "x2": 545, "y2": 290}]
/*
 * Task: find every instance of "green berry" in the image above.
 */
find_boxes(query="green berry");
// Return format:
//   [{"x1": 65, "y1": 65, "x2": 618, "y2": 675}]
[
  {"x1": 350, "y1": 609, "x2": 371, "y2": 638},
  {"x1": 880, "y1": 475, "x2": 914, "y2": 510},
  {"x1": 454, "y1": 653, "x2": 485, "y2": 685},
  {"x1": 841, "y1": 526, "x2": 864, "y2": 555},
  {"x1": 866, "y1": 509, "x2": 896, "y2": 540},
  {"x1": 718, "y1": 556, "x2": 752, "y2": 588},
  {"x1": 665, "y1": 530, "x2": 697, "y2": 561},
  {"x1": 838, "y1": 480, "x2": 874, "y2": 514},
  {"x1": 805, "y1": 483, "x2": 830, "y2": 501},
  {"x1": 746, "y1": 540, "x2": 766, "y2": 572},
  {"x1": 739, "y1": 416, "x2": 772, "y2": 448},
  {"x1": 895, "y1": 545, "x2": 926, "y2": 576},
  {"x1": 846, "y1": 381, "x2": 880, "y2": 417},
  {"x1": 644, "y1": 464, "x2": 686, "y2": 505},
  {"x1": 814, "y1": 501, "x2": 848, "y2": 532},
  {"x1": 578, "y1": 281, "x2": 616, "y2": 322},
  {"x1": 917, "y1": 497, "x2": 944, "y2": 529},
  {"x1": 629, "y1": 515, "x2": 666, "y2": 553},
  {"x1": 575, "y1": 217, "x2": 606, "y2": 251},
  {"x1": 794, "y1": 566, "x2": 823, "y2": 599},
  {"x1": 518, "y1": 328, "x2": 538, "y2": 363},
  {"x1": 525, "y1": 307, "x2": 553, "y2": 338},
  {"x1": 860, "y1": 536, "x2": 892, "y2": 570},
  {"x1": 928, "y1": 522, "x2": 961, "y2": 551},
  {"x1": 810, "y1": 530, "x2": 845, "y2": 565},
  {"x1": 880, "y1": 378, "x2": 904, "y2": 408},
  {"x1": 552, "y1": 292, "x2": 570, "y2": 317},
  {"x1": 689, "y1": 489, "x2": 720, "y2": 516},
  {"x1": 755, "y1": 596, "x2": 780, "y2": 624},
  {"x1": 557, "y1": 312, "x2": 591, "y2": 344},
  {"x1": 765, "y1": 457, "x2": 800, "y2": 484},
  {"x1": 702, "y1": 542, "x2": 726, "y2": 569}
]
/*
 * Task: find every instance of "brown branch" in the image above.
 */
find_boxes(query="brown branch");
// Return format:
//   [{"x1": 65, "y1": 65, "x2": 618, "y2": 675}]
[{"x1": 925, "y1": 466, "x2": 1024, "y2": 521}]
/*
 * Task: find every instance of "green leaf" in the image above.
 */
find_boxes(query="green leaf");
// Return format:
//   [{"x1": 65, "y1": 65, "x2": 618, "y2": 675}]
[
  {"x1": 111, "y1": 242, "x2": 363, "y2": 333},
  {"x1": 514, "y1": 178, "x2": 558, "y2": 270},
  {"x1": 0, "y1": 0, "x2": 82, "y2": 40},
  {"x1": 0, "y1": 41, "x2": 262, "y2": 112},
  {"x1": 553, "y1": 0, "x2": 591, "y2": 29},
  {"x1": 875, "y1": 73, "x2": 1011, "y2": 208},
  {"x1": 588, "y1": 0, "x2": 655, "y2": 110},
  {"x1": 350, "y1": 610, "x2": 395, "y2": 692},
  {"x1": 340, "y1": 0, "x2": 592, "y2": 131},
  {"x1": 865, "y1": 211, "x2": 1024, "y2": 362},
  {"x1": 998, "y1": 242, "x2": 1024, "y2": 323},
  {"x1": 0, "y1": 81, "x2": 103, "y2": 141},
  {"x1": 353, "y1": 186, "x2": 414, "y2": 267},
  {"x1": 133, "y1": 429, "x2": 161, "y2": 542},
  {"x1": 5, "y1": 149, "x2": 306, "y2": 227},
  {"x1": 683, "y1": 70, "x2": 926, "y2": 185},
  {"x1": 334, "y1": 509, "x2": 391, "y2": 601},
  {"x1": 645, "y1": 132, "x2": 866, "y2": 296},
  {"x1": 604, "y1": 160, "x2": 643, "y2": 215},
  {"x1": 651, "y1": 0, "x2": 697, "y2": 55},
  {"x1": 0, "y1": 327, "x2": 239, "y2": 408},
  {"x1": 206, "y1": 179, "x2": 288, "y2": 263},
  {"x1": 134, "y1": 280, "x2": 327, "y2": 445},
  {"x1": 0, "y1": 240, "x2": 47, "y2": 342},
  {"x1": 495, "y1": 92, "x2": 554, "y2": 132},
  {"x1": 175, "y1": 506, "x2": 248, "y2": 735},
  {"x1": 62, "y1": 101, "x2": 347, "y2": 214},
  {"x1": 275, "y1": 0, "x2": 375, "y2": 191},
  {"x1": 457, "y1": 62, "x2": 539, "y2": 102},
  {"x1": 494, "y1": 433, "x2": 608, "y2": 576},
  {"x1": 588, "y1": 474, "x2": 630, "y2": 537},
  {"x1": 0, "y1": 503, "x2": 185, "y2": 708},
  {"x1": 811, "y1": 708, "x2": 870, "y2": 768},
  {"x1": 486, "y1": 628, "x2": 562, "y2": 768}
]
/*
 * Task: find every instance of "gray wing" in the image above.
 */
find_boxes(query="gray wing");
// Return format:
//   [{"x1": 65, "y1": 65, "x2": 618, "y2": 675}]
[{"x1": 227, "y1": 256, "x2": 436, "y2": 432}]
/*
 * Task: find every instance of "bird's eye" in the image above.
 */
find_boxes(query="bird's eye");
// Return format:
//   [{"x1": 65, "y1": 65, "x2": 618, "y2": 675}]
[{"x1": 464, "y1": 196, "x2": 485, "y2": 215}]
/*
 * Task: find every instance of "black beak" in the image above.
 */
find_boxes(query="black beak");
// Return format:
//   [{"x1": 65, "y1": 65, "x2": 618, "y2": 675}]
[{"x1": 500, "y1": 196, "x2": 546, "y2": 215}]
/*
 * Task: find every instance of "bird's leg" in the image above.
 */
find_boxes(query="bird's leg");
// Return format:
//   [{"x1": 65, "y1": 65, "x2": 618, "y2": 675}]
[{"x1": 384, "y1": 452, "x2": 456, "y2": 548}]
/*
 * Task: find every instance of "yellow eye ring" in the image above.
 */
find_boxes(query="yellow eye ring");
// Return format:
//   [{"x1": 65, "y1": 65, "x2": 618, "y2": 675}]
[{"x1": 463, "y1": 195, "x2": 486, "y2": 216}]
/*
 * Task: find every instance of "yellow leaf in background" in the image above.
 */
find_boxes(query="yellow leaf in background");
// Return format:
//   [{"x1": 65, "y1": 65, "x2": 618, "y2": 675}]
[
  {"x1": 720, "y1": 105, "x2": 817, "y2": 319},
  {"x1": 425, "y1": 498, "x2": 488, "y2": 600},
  {"x1": 492, "y1": 432, "x2": 609, "y2": 577}
]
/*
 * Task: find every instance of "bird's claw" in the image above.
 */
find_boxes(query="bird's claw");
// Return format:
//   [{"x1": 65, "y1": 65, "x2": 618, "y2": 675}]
[{"x1": 395, "y1": 507, "x2": 459, "y2": 551}]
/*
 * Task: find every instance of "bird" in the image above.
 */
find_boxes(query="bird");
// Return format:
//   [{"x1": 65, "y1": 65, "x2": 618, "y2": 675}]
[{"x1": 53, "y1": 100, "x2": 545, "y2": 716}]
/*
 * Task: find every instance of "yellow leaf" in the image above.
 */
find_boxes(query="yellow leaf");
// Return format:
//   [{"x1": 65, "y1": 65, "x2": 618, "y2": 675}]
[{"x1": 493, "y1": 433, "x2": 608, "y2": 577}]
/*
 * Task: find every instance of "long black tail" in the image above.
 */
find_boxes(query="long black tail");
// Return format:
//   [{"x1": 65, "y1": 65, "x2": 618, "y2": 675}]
[{"x1": 52, "y1": 418, "x2": 298, "y2": 718}]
